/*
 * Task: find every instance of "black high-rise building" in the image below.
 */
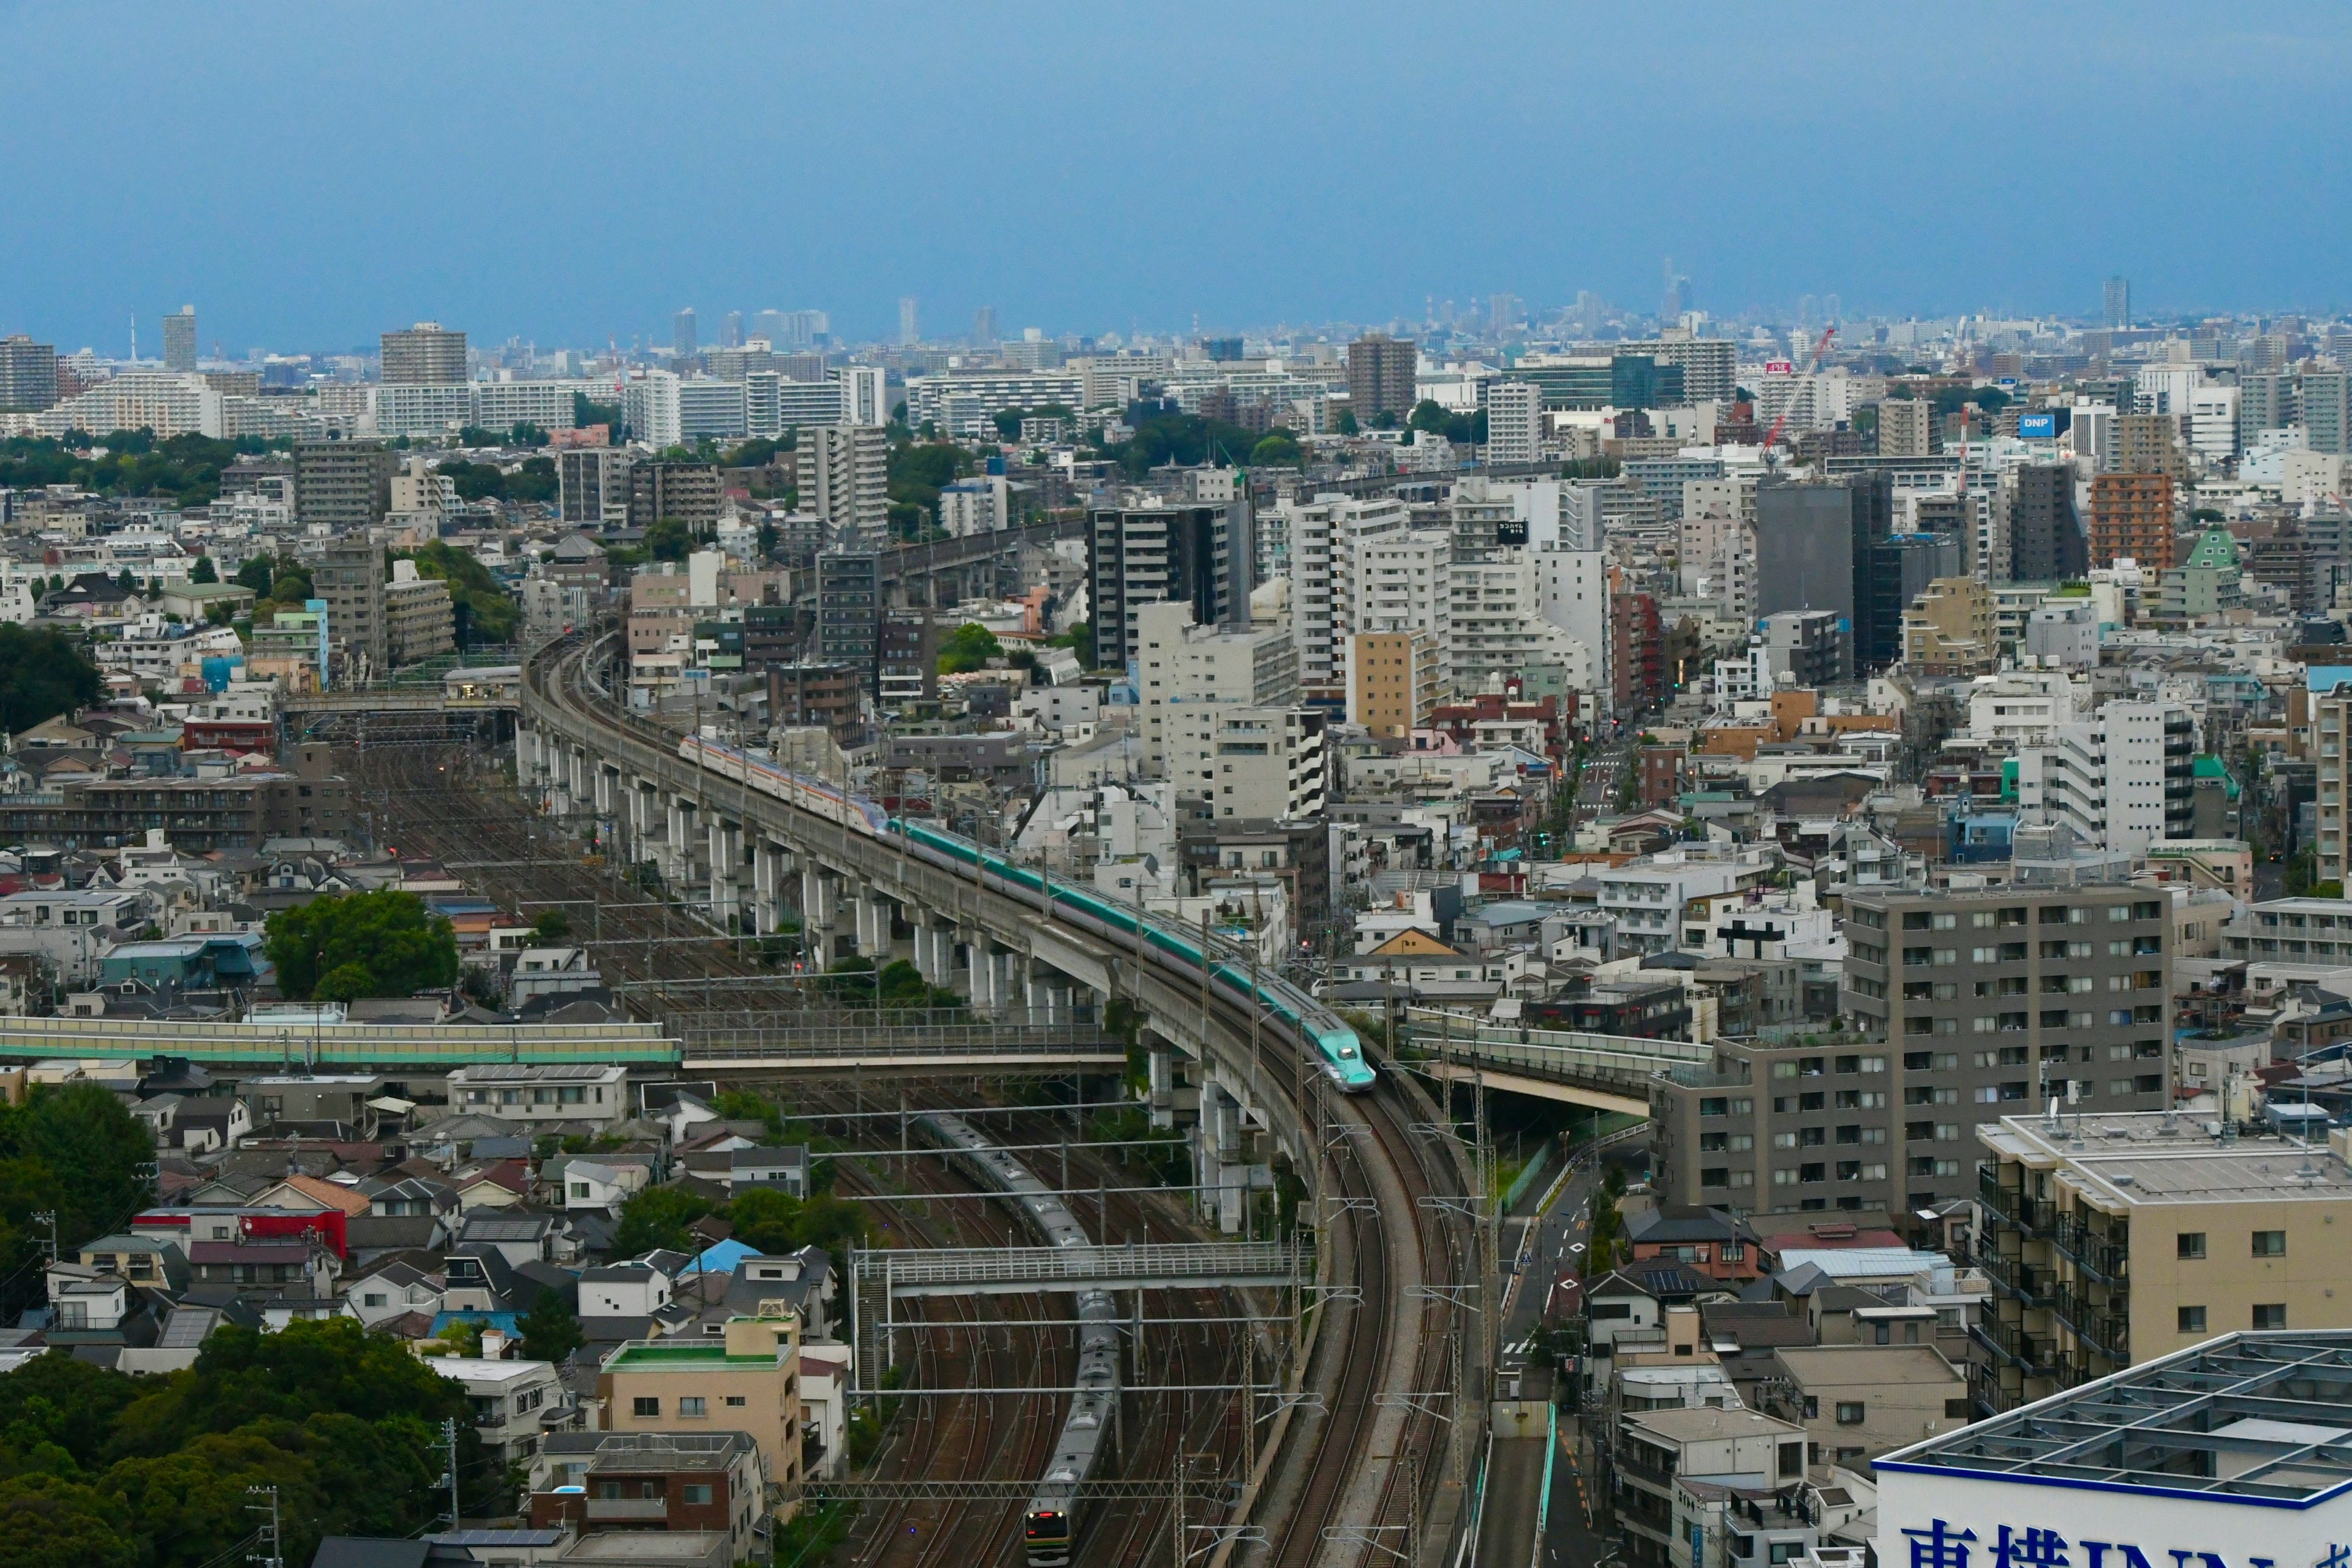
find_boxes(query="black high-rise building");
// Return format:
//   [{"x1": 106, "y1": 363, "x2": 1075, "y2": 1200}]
[
  {"x1": 815, "y1": 549, "x2": 881, "y2": 697},
  {"x1": 1088, "y1": 500, "x2": 1253, "y2": 673},
  {"x1": 2010, "y1": 464, "x2": 2087, "y2": 582},
  {"x1": 1864, "y1": 533, "x2": 1962, "y2": 671}
]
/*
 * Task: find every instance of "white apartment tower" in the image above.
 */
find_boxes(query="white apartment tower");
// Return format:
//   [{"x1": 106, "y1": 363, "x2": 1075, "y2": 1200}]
[
  {"x1": 1133, "y1": 600, "x2": 1300, "y2": 774},
  {"x1": 1484, "y1": 380, "x2": 1542, "y2": 466},
  {"x1": 1270, "y1": 493, "x2": 1411, "y2": 702},
  {"x1": 2015, "y1": 699, "x2": 2197, "y2": 857}
]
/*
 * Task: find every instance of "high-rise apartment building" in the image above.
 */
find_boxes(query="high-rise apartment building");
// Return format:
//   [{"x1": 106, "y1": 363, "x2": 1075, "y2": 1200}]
[
  {"x1": 317, "y1": 539, "x2": 388, "y2": 676},
  {"x1": 1752, "y1": 480, "x2": 1856, "y2": 635},
  {"x1": 0, "y1": 336, "x2": 58, "y2": 412},
  {"x1": 292, "y1": 439, "x2": 396, "y2": 531},
  {"x1": 2304, "y1": 371, "x2": 2351, "y2": 456},
  {"x1": 1611, "y1": 590, "x2": 1664, "y2": 710},
  {"x1": 627, "y1": 461, "x2": 722, "y2": 532},
  {"x1": 1343, "y1": 526, "x2": 1452, "y2": 694},
  {"x1": 1088, "y1": 500, "x2": 1254, "y2": 673},
  {"x1": 800, "y1": 425, "x2": 889, "y2": 545},
  {"x1": 815, "y1": 549, "x2": 881, "y2": 697},
  {"x1": 1347, "y1": 630, "x2": 1441, "y2": 738},
  {"x1": 973, "y1": 306, "x2": 998, "y2": 345},
  {"x1": 2005, "y1": 464, "x2": 2087, "y2": 582},
  {"x1": 558, "y1": 448, "x2": 634, "y2": 529},
  {"x1": 384, "y1": 559, "x2": 456, "y2": 666},
  {"x1": 1613, "y1": 336, "x2": 1736, "y2": 404},
  {"x1": 2103, "y1": 274, "x2": 2131, "y2": 330},
  {"x1": 721, "y1": 310, "x2": 744, "y2": 349},
  {"x1": 837, "y1": 365, "x2": 888, "y2": 428},
  {"x1": 1346, "y1": 333, "x2": 1417, "y2": 426},
  {"x1": 1877, "y1": 399, "x2": 1937, "y2": 458},
  {"x1": 1661, "y1": 884, "x2": 2169, "y2": 1220},
  {"x1": 897, "y1": 297, "x2": 919, "y2": 348},
  {"x1": 2089, "y1": 473, "x2": 2176, "y2": 571},
  {"x1": 162, "y1": 306, "x2": 198, "y2": 374},
  {"x1": 2312, "y1": 679, "x2": 2352, "y2": 885},
  {"x1": 673, "y1": 307, "x2": 697, "y2": 360},
  {"x1": 1134, "y1": 600, "x2": 1299, "y2": 772},
  {"x1": 1863, "y1": 533, "x2": 1962, "y2": 671},
  {"x1": 2016, "y1": 699, "x2": 2197, "y2": 856},
  {"x1": 1265, "y1": 492, "x2": 1404, "y2": 702},
  {"x1": 380, "y1": 322, "x2": 467, "y2": 385},
  {"x1": 2113, "y1": 413, "x2": 2186, "y2": 480},
  {"x1": 2239, "y1": 371, "x2": 2298, "y2": 447},
  {"x1": 1484, "y1": 380, "x2": 1542, "y2": 465}
]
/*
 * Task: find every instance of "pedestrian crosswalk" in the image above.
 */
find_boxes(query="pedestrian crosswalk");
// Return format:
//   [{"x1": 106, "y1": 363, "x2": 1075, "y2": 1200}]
[{"x1": 1502, "y1": 1338, "x2": 1536, "y2": 1358}]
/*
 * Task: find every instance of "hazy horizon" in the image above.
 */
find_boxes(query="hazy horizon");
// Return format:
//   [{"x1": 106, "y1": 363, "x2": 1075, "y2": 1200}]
[{"x1": 10, "y1": 1, "x2": 2352, "y2": 355}]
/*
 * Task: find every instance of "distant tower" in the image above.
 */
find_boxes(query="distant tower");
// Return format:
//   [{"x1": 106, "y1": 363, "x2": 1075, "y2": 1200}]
[
  {"x1": 974, "y1": 305, "x2": 999, "y2": 345},
  {"x1": 1660, "y1": 257, "x2": 1692, "y2": 322},
  {"x1": 899, "y1": 297, "x2": 919, "y2": 348},
  {"x1": 673, "y1": 307, "x2": 698, "y2": 360},
  {"x1": 721, "y1": 310, "x2": 744, "y2": 349},
  {"x1": 1823, "y1": 293, "x2": 1842, "y2": 325},
  {"x1": 162, "y1": 306, "x2": 197, "y2": 373},
  {"x1": 2103, "y1": 276, "x2": 2132, "y2": 330}
]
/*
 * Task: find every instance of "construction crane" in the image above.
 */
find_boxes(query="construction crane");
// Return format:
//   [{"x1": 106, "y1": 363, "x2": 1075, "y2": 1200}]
[{"x1": 1762, "y1": 324, "x2": 1839, "y2": 456}]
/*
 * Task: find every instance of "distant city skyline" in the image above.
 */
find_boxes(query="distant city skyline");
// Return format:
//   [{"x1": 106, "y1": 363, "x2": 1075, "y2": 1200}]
[{"x1": 10, "y1": 4, "x2": 2352, "y2": 350}]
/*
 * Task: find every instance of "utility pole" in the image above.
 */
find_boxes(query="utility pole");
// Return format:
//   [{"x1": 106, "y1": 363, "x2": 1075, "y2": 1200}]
[
  {"x1": 29, "y1": 1210, "x2": 55, "y2": 1266},
  {"x1": 1171, "y1": 1450, "x2": 1187, "y2": 1568},
  {"x1": 439, "y1": 1415, "x2": 461, "y2": 1528},
  {"x1": 246, "y1": 1485, "x2": 283, "y2": 1568}
]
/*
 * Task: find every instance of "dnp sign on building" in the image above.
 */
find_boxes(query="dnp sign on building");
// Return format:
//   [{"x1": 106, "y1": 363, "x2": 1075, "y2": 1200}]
[{"x1": 1877, "y1": 1332, "x2": 2352, "y2": 1568}]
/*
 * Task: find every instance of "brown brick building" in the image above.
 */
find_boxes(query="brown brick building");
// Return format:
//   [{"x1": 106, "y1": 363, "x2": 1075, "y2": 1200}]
[{"x1": 2090, "y1": 473, "x2": 2177, "y2": 571}]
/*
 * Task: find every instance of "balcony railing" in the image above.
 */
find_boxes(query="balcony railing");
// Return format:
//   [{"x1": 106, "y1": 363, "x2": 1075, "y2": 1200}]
[
  {"x1": 2052, "y1": 1287, "x2": 2130, "y2": 1365},
  {"x1": 2052, "y1": 1217, "x2": 2130, "y2": 1286},
  {"x1": 1977, "y1": 1247, "x2": 2056, "y2": 1307},
  {"x1": 1972, "y1": 1316, "x2": 2061, "y2": 1377}
]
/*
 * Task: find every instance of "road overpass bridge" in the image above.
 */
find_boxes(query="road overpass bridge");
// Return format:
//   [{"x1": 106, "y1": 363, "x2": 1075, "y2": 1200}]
[{"x1": 1403, "y1": 1006, "x2": 1704, "y2": 1115}]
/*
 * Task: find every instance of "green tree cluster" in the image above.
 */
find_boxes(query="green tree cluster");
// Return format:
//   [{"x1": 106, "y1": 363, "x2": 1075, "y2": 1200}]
[
  {"x1": 431, "y1": 458, "x2": 556, "y2": 507},
  {"x1": 886, "y1": 442, "x2": 969, "y2": 538},
  {"x1": 232, "y1": 554, "x2": 316, "y2": 627},
  {"x1": 263, "y1": 890, "x2": 459, "y2": 1001},
  {"x1": 818, "y1": 957, "x2": 960, "y2": 1010},
  {"x1": 391, "y1": 540, "x2": 521, "y2": 646},
  {"x1": 518, "y1": 1289, "x2": 583, "y2": 1363},
  {"x1": 1248, "y1": 432, "x2": 1303, "y2": 467},
  {"x1": 1582, "y1": 1161, "x2": 1630, "y2": 1278},
  {"x1": 0, "y1": 431, "x2": 286, "y2": 510},
  {"x1": 1096, "y1": 405, "x2": 1257, "y2": 478},
  {"x1": 0, "y1": 1319, "x2": 493, "y2": 1567},
  {"x1": 0, "y1": 1085, "x2": 155, "y2": 1278},
  {"x1": 609, "y1": 1181, "x2": 867, "y2": 1260},
  {"x1": 1408, "y1": 399, "x2": 1488, "y2": 445},
  {"x1": 935, "y1": 622, "x2": 1002, "y2": 674},
  {"x1": 643, "y1": 517, "x2": 693, "y2": 562},
  {"x1": 571, "y1": 393, "x2": 624, "y2": 433},
  {"x1": 1045, "y1": 620, "x2": 1095, "y2": 669},
  {"x1": 187, "y1": 557, "x2": 217, "y2": 584},
  {"x1": 0, "y1": 626, "x2": 102, "y2": 736}
]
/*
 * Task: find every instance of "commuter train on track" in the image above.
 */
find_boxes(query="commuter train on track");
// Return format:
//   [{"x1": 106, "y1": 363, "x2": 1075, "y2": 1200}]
[
  {"x1": 680, "y1": 736, "x2": 1375, "y2": 1093},
  {"x1": 914, "y1": 1112, "x2": 1121, "y2": 1567}
]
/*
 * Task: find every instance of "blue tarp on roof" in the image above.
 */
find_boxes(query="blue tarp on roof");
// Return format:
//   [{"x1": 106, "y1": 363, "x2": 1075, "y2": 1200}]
[{"x1": 680, "y1": 1238, "x2": 758, "y2": 1278}]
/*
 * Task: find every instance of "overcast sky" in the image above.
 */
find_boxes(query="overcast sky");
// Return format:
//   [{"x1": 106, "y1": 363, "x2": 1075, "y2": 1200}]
[{"x1": 8, "y1": 2, "x2": 2352, "y2": 354}]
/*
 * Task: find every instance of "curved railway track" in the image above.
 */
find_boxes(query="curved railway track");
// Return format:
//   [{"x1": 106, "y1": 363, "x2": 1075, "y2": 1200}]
[{"x1": 500, "y1": 630, "x2": 1478, "y2": 1566}]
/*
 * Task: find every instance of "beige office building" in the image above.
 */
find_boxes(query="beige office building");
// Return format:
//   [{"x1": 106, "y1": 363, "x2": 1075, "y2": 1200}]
[
  {"x1": 600, "y1": 1311, "x2": 805, "y2": 1511},
  {"x1": 1971, "y1": 1111, "x2": 2352, "y2": 1417}
]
